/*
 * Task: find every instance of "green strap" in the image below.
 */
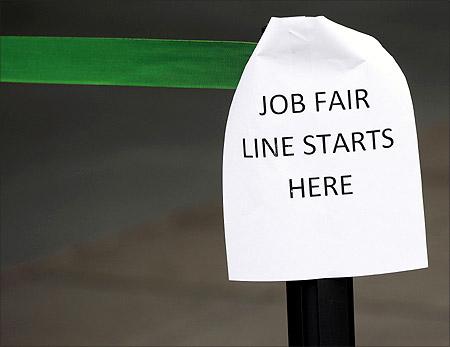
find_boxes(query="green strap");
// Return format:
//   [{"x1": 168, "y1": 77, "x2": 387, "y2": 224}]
[{"x1": 0, "y1": 36, "x2": 256, "y2": 89}]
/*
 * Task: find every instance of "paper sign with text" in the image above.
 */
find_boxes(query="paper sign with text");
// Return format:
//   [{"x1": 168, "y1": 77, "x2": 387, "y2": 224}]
[{"x1": 223, "y1": 16, "x2": 428, "y2": 281}]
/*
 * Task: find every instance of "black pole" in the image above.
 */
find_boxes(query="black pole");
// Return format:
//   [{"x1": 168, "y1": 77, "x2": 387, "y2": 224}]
[{"x1": 286, "y1": 278, "x2": 355, "y2": 346}]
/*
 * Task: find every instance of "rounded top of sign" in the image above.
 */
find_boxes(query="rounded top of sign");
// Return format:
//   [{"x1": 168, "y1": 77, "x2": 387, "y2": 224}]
[{"x1": 256, "y1": 16, "x2": 388, "y2": 72}]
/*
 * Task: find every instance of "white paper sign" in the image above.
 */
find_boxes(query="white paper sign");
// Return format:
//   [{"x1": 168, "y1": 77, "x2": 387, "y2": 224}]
[{"x1": 222, "y1": 16, "x2": 428, "y2": 281}]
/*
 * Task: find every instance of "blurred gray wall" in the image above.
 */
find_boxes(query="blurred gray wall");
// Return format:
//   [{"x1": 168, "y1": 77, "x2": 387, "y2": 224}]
[{"x1": 1, "y1": 0, "x2": 448, "y2": 265}]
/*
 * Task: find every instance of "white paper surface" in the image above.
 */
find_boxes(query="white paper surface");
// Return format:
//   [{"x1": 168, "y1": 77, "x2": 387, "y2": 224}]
[{"x1": 222, "y1": 16, "x2": 428, "y2": 281}]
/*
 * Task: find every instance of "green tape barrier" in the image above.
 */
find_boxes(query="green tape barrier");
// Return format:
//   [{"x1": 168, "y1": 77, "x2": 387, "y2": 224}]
[{"x1": 0, "y1": 36, "x2": 257, "y2": 89}]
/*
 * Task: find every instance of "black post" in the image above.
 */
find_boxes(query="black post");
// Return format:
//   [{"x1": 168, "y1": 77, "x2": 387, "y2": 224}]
[{"x1": 286, "y1": 278, "x2": 355, "y2": 346}]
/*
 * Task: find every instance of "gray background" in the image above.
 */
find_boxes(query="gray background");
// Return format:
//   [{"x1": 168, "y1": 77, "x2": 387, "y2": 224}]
[{"x1": 1, "y1": 1, "x2": 449, "y2": 346}]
